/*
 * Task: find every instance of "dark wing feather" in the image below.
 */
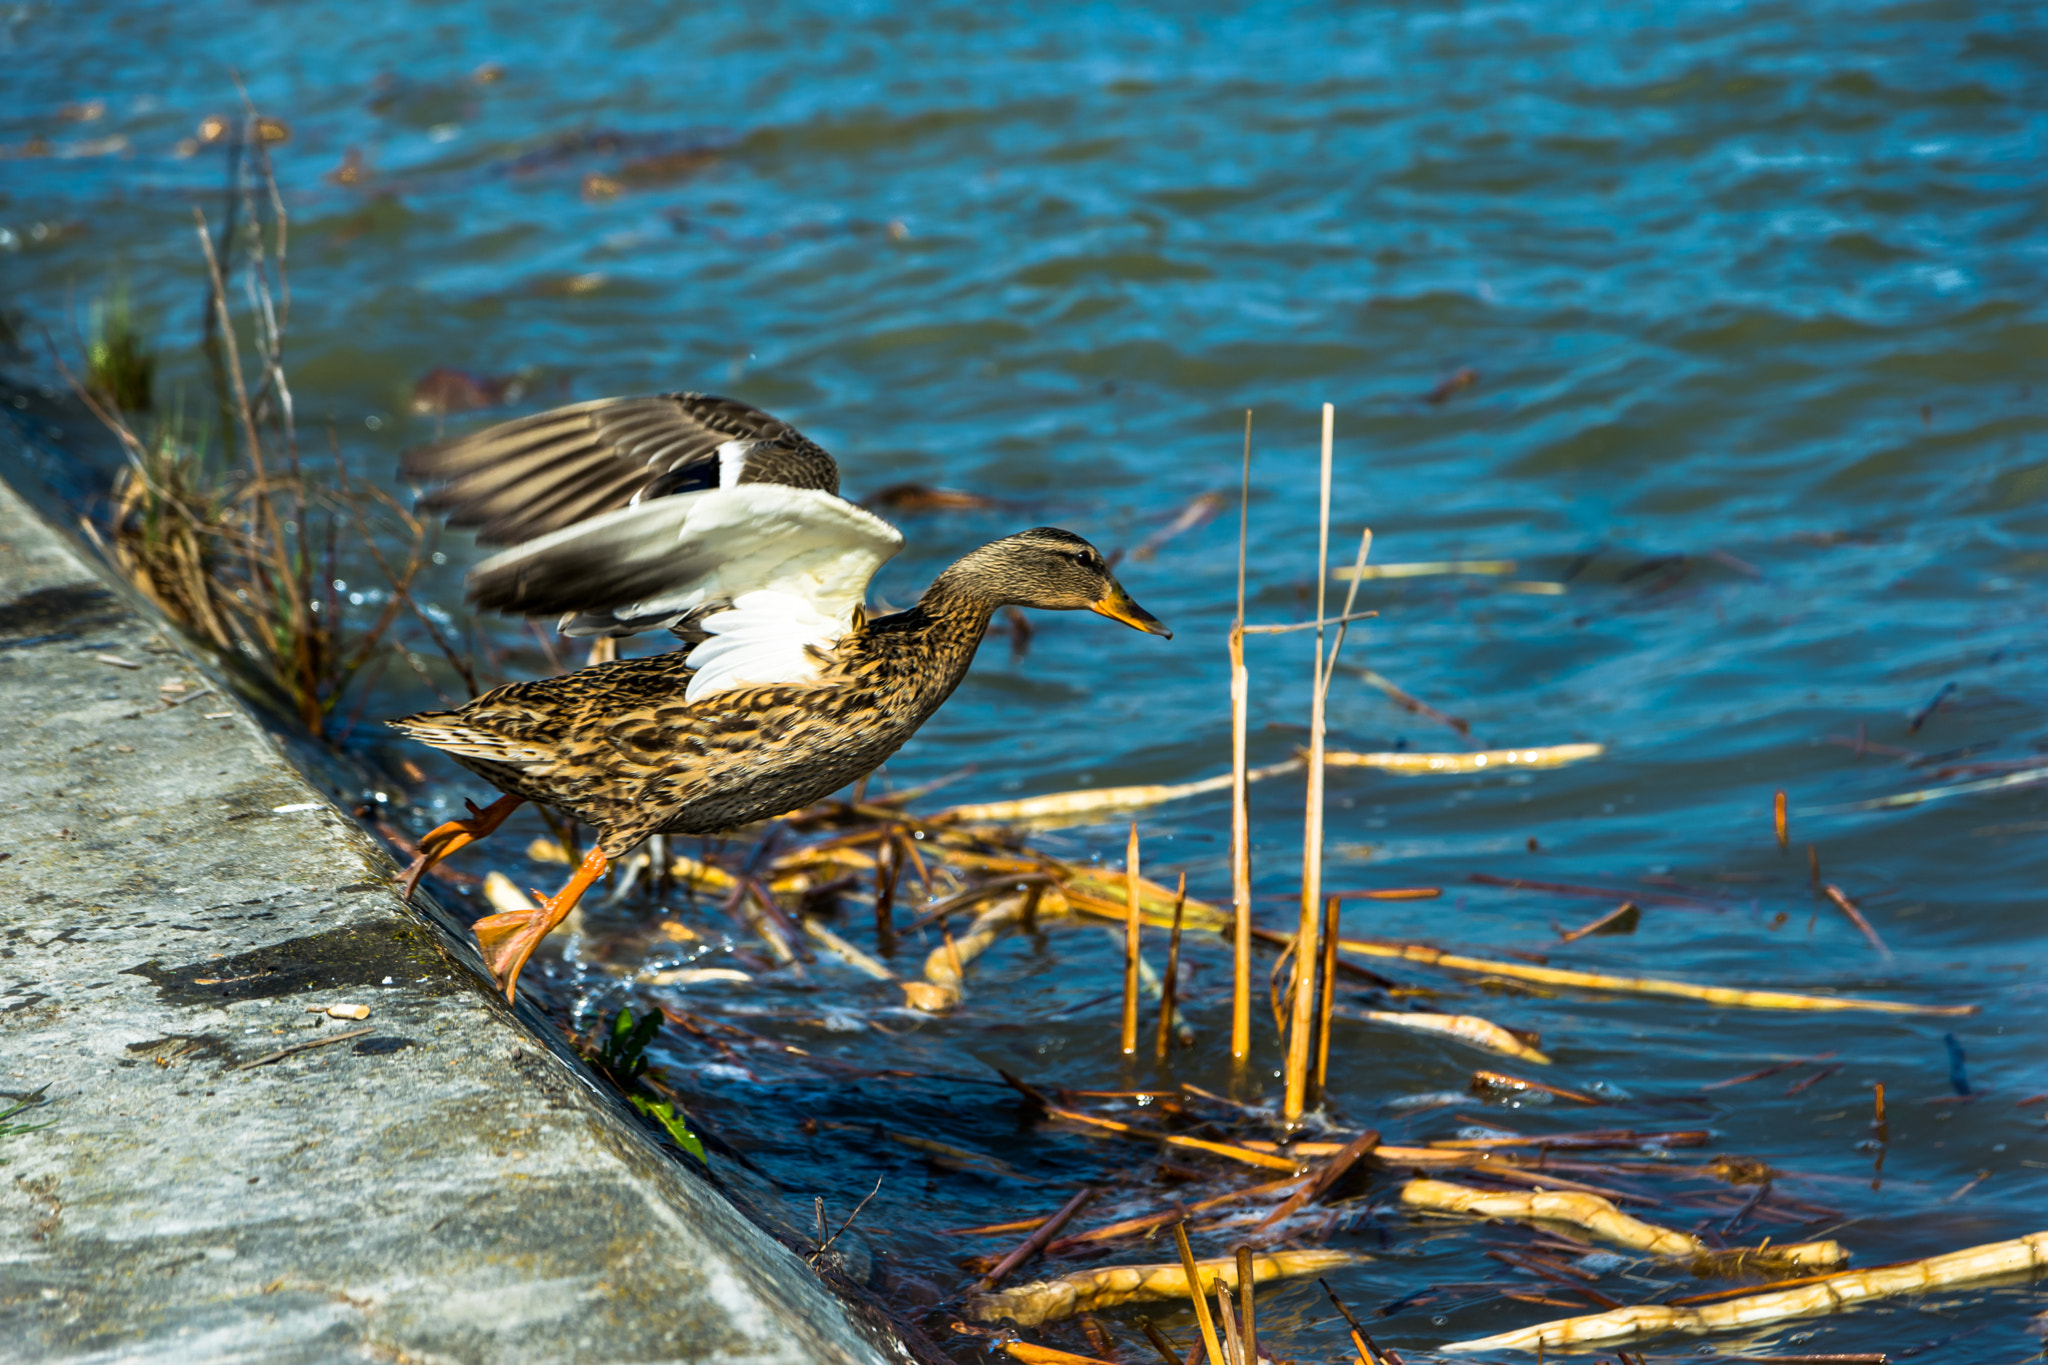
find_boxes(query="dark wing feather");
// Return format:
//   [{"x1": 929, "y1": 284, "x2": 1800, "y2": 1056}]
[{"x1": 398, "y1": 392, "x2": 838, "y2": 546}]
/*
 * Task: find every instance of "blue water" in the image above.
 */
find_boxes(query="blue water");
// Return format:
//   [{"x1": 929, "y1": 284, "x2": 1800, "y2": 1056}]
[{"x1": 7, "y1": 1, "x2": 2048, "y2": 1357}]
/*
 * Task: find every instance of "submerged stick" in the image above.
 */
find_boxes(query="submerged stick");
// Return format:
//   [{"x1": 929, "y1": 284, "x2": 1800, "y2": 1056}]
[
  {"x1": 1442, "y1": 1229, "x2": 2048, "y2": 1350},
  {"x1": 1399, "y1": 1180, "x2": 1844, "y2": 1269},
  {"x1": 1122, "y1": 823, "x2": 1142, "y2": 1056},
  {"x1": 1333, "y1": 937, "x2": 1973, "y2": 1016},
  {"x1": 977, "y1": 1187, "x2": 1097, "y2": 1292}
]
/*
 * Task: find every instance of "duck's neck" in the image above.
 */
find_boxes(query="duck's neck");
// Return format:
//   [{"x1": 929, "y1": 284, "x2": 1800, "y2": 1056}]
[{"x1": 853, "y1": 574, "x2": 1000, "y2": 714}]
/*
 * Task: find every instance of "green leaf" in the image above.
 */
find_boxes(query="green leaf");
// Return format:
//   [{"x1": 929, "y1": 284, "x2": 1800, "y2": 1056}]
[{"x1": 629, "y1": 1095, "x2": 706, "y2": 1164}]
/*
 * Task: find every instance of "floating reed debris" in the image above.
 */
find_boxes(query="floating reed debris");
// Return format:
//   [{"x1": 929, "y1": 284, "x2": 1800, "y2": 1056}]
[
  {"x1": 933, "y1": 759, "x2": 1305, "y2": 827},
  {"x1": 1333, "y1": 937, "x2": 1974, "y2": 1016},
  {"x1": 1331, "y1": 558, "x2": 1514, "y2": 580},
  {"x1": 1350, "y1": 1009, "x2": 1551, "y2": 1064},
  {"x1": 1043, "y1": 1104, "x2": 1303, "y2": 1173},
  {"x1": 1823, "y1": 883, "x2": 1892, "y2": 959},
  {"x1": 1338, "y1": 665, "x2": 1472, "y2": 739},
  {"x1": 1442, "y1": 1229, "x2": 2048, "y2": 1351},
  {"x1": 1398, "y1": 1180, "x2": 1844, "y2": 1270},
  {"x1": 1322, "y1": 743, "x2": 1604, "y2": 774},
  {"x1": 1470, "y1": 1071, "x2": 1602, "y2": 1105},
  {"x1": 1556, "y1": 901, "x2": 1639, "y2": 943},
  {"x1": 965, "y1": 1247, "x2": 1361, "y2": 1326},
  {"x1": 1774, "y1": 789, "x2": 1789, "y2": 850}
]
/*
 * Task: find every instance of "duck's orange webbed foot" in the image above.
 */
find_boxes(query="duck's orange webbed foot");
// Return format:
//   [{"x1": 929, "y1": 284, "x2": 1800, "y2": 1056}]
[
  {"x1": 472, "y1": 847, "x2": 610, "y2": 1002},
  {"x1": 396, "y1": 794, "x2": 526, "y2": 903}
]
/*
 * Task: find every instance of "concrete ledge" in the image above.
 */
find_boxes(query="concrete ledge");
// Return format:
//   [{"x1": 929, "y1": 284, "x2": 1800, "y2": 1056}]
[{"x1": 0, "y1": 466, "x2": 901, "y2": 1362}]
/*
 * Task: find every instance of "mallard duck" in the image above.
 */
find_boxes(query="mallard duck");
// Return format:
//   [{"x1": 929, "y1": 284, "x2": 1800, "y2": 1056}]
[{"x1": 390, "y1": 392, "x2": 1169, "y2": 1000}]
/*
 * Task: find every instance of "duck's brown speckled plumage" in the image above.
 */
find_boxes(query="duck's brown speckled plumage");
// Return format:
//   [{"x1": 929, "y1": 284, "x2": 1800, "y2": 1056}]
[{"x1": 389, "y1": 532, "x2": 1157, "y2": 855}]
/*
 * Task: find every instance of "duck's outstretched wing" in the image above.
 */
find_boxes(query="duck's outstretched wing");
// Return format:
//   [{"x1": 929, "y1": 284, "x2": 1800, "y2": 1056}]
[
  {"x1": 467, "y1": 483, "x2": 903, "y2": 699},
  {"x1": 399, "y1": 392, "x2": 838, "y2": 547}
]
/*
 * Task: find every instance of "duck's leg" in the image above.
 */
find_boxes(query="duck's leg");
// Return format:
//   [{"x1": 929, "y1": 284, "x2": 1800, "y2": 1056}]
[
  {"x1": 472, "y1": 847, "x2": 610, "y2": 1002},
  {"x1": 396, "y1": 794, "x2": 526, "y2": 902}
]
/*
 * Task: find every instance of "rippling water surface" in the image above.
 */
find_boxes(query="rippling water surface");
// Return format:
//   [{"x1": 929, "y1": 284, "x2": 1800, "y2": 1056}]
[{"x1": 7, "y1": 1, "x2": 2048, "y2": 1357}]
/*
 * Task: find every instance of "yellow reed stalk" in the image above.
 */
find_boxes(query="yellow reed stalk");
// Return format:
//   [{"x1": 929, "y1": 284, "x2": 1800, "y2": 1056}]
[
  {"x1": 1313, "y1": 896, "x2": 1339, "y2": 1102},
  {"x1": 803, "y1": 918, "x2": 899, "y2": 983},
  {"x1": 1174, "y1": 1223, "x2": 1228, "y2": 1365},
  {"x1": 1285, "y1": 402, "x2": 1335, "y2": 1123},
  {"x1": 1355, "y1": 1009, "x2": 1550, "y2": 1063},
  {"x1": 1399, "y1": 1180, "x2": 1844, "y2": 1269},
  {"x1": 965, "y1": 1248, "x2": 1360, "y2": 1327},
  {"x1": 933, "y1": 760, "x2": 1303, "y2": 826},
  {"x1": 1442, "y1": 1229, "x2": 2048, "y2": 1350},
  {"x1": 1335, "y1": 937, "x2": 1975, "y2": 1016},
  {"x1": 1060, "y1": 872, "x2": 1232, "y2": 932},
  {"x1": 1320, "y1": 742, "x2": 1605, "y2": 774},
  {"x1": 1122, "y1": 823, "x2": 1141, "y2": 1055},
  {"x1": 1232, "y1": 411, "x2": 1254, "y2": 1066}
]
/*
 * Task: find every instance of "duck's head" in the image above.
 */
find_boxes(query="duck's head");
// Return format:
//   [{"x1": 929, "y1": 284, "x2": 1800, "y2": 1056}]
[{"x1": 940, "y1": 527, "x2": 1171, "y2": 638}]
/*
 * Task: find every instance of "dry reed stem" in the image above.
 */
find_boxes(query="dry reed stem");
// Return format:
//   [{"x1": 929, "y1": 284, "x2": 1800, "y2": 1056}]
[
  {"x1": 1321, "y1": 743, "x2": 1604, "y2": 773},
  {"x1": 1122, "y1": 823, "x2": 1142, "y2": 1055},
  {"x1": 935, "y1": 759, "x2": 1304, "y2": 826},
  {"x1": 1157, "y1": 874, "x2": 1187, "y2": 1062},
  {"x1": 1175, "y1": 1222, "x2": 1229, "y2": 1365},
  {"x1": 1442, "y1": 1229, "x2": 2048, "y2": 1350},
  {"x1": 1235, "y1": 1245, "x2": 1257, "y2": 1365},
  {"x1": 1231, "y1": 413, "x2": 1254, "y2": 1066},
  {"x1": 965, "y1": 1248, "x2": 1359, "y2": 1327},
  {"x1": 1312, "y1": 896, "x2": 1340, "y2": 1101},
  {"x1": 1044, "y1": 1105, "x2": 1303, "y2": 1172},
  {"x1": 1334, "y1": 938, "x2": 1972, "y2": 1015},
  {"x1": 1230, "y1": 633, "x2": 1253, "y2": 1063},
  {"x1": 1354, "y1": 1009, "x2": 1551, "y2": 1063},
  {"x1": 1399, "y1": 1180, "x2": 1843, "y2": 1269},
  {"x1": 1285, "y1": 402, "x2": 1336, "y2": 1123}
]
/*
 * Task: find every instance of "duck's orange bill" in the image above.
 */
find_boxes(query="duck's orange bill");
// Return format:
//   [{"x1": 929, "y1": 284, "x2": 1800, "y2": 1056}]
[{"x1": 1090, "y1": 583, "x2": 1172, "y2": 638}]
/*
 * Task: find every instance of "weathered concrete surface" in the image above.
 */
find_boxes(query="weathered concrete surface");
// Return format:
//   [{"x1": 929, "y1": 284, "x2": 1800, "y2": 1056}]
[{"x1": 0, "y1": 470, "x2": 901, "y2": 1362}]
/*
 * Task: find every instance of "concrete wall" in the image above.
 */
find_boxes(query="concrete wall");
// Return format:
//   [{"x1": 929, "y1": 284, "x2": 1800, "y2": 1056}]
[{"x1": 0, "y1": 461, "x2": 905, "y2": 1363}]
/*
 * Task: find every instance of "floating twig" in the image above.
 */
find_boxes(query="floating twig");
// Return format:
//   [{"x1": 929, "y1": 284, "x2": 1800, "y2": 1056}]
[
  {"x1": 966, "y1": 1247, "x2": 1359, "y2": 1327},
  {"x1": 976, "y1": 1187, "x2": 1096, "y2": 1292}
]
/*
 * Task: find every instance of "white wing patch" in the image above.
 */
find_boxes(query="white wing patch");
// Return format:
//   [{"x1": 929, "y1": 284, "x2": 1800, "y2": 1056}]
[
  {"x1": 715, "y1": 440, "x2": 750, "y2": 489},
  {"x1": 683, "y1": 590, "x2": 846, "y2": 702},
  {"x1": 466, "y1": 483, "x2": 902, "y2": 660}
]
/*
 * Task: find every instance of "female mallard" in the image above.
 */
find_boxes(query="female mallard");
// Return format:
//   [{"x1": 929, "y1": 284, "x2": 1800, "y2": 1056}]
[{"x1": 390, "y1": 392, "x2": 1169, "y2": 1000}]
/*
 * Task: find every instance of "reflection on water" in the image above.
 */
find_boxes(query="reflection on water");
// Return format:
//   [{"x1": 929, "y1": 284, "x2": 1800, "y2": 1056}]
[{"x1": 6, "y1": 0, "x2": 2048, "y2": 1356}]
